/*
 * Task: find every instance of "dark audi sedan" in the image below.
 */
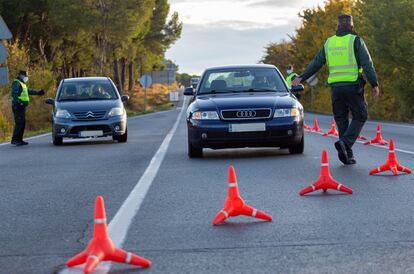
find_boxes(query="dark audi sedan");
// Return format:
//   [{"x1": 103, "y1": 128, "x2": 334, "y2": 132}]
[
  {"x1": 45, "y1": 77, "x2": 129, "y2": 145},
  {"x1": 185, "y1": 65, "x2": 305, "y2": 158}
]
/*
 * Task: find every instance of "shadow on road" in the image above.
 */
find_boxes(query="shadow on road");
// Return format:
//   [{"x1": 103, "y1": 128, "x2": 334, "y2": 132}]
[
  {"x1": 300, "y1": 192, "x2": 351, "y2": 198},
  {"x1": 202, "y1": 148, "x2": 300, "y2": 159},
  {"x1": 59, "y1": 139, "x2": 116, "y2": 147},
  {"x1": 109, "y1": 267, "x2": 150, "y2": 274},
  {"x1": 212, "y1": 220, "x2": 273, "y2": 228}
]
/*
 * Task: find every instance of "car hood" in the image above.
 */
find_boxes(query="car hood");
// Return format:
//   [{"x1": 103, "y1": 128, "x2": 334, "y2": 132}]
[
  {"x1": 194, "y1": 92, "x2": 295, "y2": 111},
  {"x1": 55, "y1": 100, "x2": 121, "y2": 112}
]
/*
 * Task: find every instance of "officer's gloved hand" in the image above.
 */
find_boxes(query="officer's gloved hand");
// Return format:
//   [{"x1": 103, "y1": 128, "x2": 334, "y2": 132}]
[{"x1": 38, "y1": 90, "x2": 46, "y2": 95}]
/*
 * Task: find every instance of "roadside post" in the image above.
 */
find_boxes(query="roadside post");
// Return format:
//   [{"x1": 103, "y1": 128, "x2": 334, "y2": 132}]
[
  {"x1": 0, "y1": 16, "x2": 12, "y2": 86},
  {"x1": 140, "y1": 74, "x2": 152, "y2": 113},
  {"x1": 169, "y1": 90, "x2": 179, "y2": 103}
]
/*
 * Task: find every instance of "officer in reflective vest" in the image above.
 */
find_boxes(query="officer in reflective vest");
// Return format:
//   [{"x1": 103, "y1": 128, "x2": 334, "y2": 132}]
[
  {"x1": 10, "y1": 70, "x2": 45, "y2": 146},
  {"x1": 285, "y1": 65, "x2": 298, "y2": 89},
  {"x1": 285, "y1": 65, "x2": 301, "y2": 100},
  {"x1": 293, "y1": 14, "x2": 380, "y2": 165}
]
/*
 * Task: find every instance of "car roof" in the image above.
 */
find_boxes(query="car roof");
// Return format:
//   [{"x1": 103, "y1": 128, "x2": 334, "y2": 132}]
[
  {"x1": 204, "y1": 64, "x2": 277, "y2": 71},
  {"x1": 62, "y1": 77, "x2": 110, "y2": 83}
]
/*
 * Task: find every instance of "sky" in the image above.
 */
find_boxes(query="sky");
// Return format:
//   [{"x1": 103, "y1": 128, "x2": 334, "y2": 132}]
[{"x1": 165, "y1": 0, "x2": 325, "y2": 75}]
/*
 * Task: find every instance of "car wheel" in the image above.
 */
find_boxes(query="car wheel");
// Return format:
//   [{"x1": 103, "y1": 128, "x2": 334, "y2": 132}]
[
  {"x1": 289, "y1": 135, "x2": 304, "y2": 154},
  {"x1": 188, "y1": 139, "x2": 203, "y2": 158},
  {"x1": 53, "y1": 134, "x2": 63, "y2": 146},
  {"x1": 114, "y1": 127, "x2": 128, "y2": 143}
]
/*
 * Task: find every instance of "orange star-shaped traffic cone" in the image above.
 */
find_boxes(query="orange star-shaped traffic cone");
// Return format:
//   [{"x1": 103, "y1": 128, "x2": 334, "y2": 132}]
[
  {"x1": 322, "y1": 119, "x2": 339, "y2": 137},
  {"x1": 311, "y1": 117, "x2": 326, "y2": 134},
  {"x1": 66, "y1": 196, "x2": 151, "y2": 273},
  {"x1": 299, "y1": 149, "x2": 353, "y2": 196},
  {"x1": 364, "y1": 123, "x2": 388, "y2": 145},
  {"x1": 369, "y1": 138, "x2": 412, "y2": 176},
  {"x1": 212, "y1": 166, "x2": 272, "y2": 225},
  {"x1": 303, "y1": 121, "x2": 311, "y2": 131}
]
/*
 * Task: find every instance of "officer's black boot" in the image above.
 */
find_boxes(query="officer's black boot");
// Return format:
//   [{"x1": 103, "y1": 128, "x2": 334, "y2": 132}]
[
  {"x1": 346, "y1": 148, "x2": 356, "y2": 165},
  {"x1": 334, "y1": 140, "x2": 349, "y2": 165}
]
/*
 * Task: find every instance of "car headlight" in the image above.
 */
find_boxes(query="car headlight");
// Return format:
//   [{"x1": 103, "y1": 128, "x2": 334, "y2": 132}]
[
  {"x1": 55, "y1": 109, "x2": 72, "y2": 119},
  {"x1": 192, "y1": 111, "x2": 219, "y2": 120},
  {"x1": 108, "y1": 107, "x2": 124, "y2": 117},
  {"x1": 273, "y1": 108, "x2": 299, "y2": 118}
]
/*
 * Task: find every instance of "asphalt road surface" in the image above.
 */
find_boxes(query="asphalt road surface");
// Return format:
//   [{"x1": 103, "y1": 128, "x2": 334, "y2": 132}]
[{"x1": 1, "y1": 102, "x2": 414, "y2": 274}]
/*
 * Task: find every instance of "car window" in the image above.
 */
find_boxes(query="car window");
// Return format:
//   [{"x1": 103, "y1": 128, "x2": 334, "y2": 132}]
[
  {"x1": 199, "y1": 68, "x2": 288, "y2": 94},
  {"x1": 58, "y1": 81, "x2": 118, "y2": 101}
]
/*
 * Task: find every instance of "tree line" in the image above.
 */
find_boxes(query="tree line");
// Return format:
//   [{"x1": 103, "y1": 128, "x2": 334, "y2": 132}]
[
  {"x1": 0, "y1": 0, "x2": 182, "y2": 92},
  {"x1": 261, "y1": 0, "x2": 414, "y2": 122}
]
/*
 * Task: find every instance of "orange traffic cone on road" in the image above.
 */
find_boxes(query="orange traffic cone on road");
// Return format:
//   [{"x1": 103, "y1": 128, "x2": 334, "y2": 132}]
[
  {"x1": 364, "y1": 123, "x2": 388, "y2": 145},
  {"x1": 212, "y1": 166, "x2": 272, "y2": 225},
  {"x1": 322, "y1": 119, "x2": 339, "y2": 137},
  {"x1": 312, "y1": 117, "x2": 326, "y2": 134},
  {"x1": 358, "y1": 134, "x2": 367, "y2": 141},
  {"x1": 369, "y1": 138, "x2": 412, "y2": 176},
  {"x1": 66, "y1": 196, "x2": 151, "y2": 274},
  {"x1": 303, "y1": 121, "x2": 311, "y2": 131},
  {"x1": 299, "y1": 149, "x2": 353, "y2": 196}
]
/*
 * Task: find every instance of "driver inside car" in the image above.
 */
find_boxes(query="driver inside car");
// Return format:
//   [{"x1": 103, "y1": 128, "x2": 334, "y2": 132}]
[
  {"x1": 252, "y1": 76, "x2": 271, "y2": 89},
  {"x1": 92, "y1": 85, "x2": 111, "y2": 99}
]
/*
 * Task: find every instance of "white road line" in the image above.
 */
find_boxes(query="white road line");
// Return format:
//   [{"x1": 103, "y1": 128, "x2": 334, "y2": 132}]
[
  {"x1": 308, "y1": 131, "x2": 414, "y2": 155},
  {"x1": 60, "y1": 97, "x2": 187, "y2": 274}
]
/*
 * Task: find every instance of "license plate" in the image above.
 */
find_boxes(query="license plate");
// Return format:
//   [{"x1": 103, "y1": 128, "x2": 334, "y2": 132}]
[
  {"x1": 80, "y1": 130, "x2": 103, "y2": 137},
  {"x1": 229, "y1": 123, "x2": 266, "y2": 133}
]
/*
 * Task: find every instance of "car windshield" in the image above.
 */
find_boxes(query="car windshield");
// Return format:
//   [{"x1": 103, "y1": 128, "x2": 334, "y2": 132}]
[
  {"x1": 58, "y1": 80, "x2": 118, "y2": 101},
  {"x1": 198, "y1": 68, "x2": 288, "y2": 94}
]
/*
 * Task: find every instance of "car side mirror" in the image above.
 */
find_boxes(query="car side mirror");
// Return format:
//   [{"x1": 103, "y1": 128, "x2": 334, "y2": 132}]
[
  {"x1": 291, "y1": 84, "x2": 304, "y2": 93},
  {"x1": 121, "y1": 95, "x2": 130, "y2": 102},
  {"x1": 184, "y1": 87, "x2": 195, "y2": 96},
  {"x1": 45, "y1": 98, "x2": 55, "y2": 105}
]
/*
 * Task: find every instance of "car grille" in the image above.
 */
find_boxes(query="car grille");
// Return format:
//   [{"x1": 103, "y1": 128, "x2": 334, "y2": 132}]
[
  {"x1": 207, "y1": 130, "x2": 288, "y2": 139},
  {"x1": 221, "y1": 108, "x2": 272, "y2": 120},
  {"x1": 70, "y1": 125, "x2": 112, "y2": 135},
  {"x1": 72, "y1": 110, "x2": 107, "y2": 120}
]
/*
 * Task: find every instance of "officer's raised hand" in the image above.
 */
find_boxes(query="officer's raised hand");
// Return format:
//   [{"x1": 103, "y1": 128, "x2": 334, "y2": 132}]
[
  {"x1": 38, "y1": 89, "x2": 45, "y2": 96},
  {"x1": 292, "y1": 77, "x2": 302, "y2": 87}
]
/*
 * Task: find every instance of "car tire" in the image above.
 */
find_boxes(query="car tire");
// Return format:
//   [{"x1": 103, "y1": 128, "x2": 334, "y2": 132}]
[
  {"x1": 289, "y1": 135, "x2": 304, "y2": 154},
  {"x1": 53, "y1": 134, "x2": 63, "y2": 146},
  {"x1": 188, "y1": 140, "x2": 203, "y2": 158},
  {"x1": 114, "y1": 127, "x2": 128, "y2": 143}
]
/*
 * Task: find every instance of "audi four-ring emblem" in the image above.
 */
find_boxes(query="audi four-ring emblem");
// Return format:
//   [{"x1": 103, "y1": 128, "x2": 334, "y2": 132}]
[{"x1": 236, "y1": 110, "x2": 256, "y2": 118}]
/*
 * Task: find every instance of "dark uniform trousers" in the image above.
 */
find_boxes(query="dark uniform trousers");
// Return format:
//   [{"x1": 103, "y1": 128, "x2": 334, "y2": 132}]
[
  {"x1": 331, "y1": 83, "x2": 368, "y2": 149},
  {"x1": 11, "y1": 104, "x2": 26, "y2": 143}
]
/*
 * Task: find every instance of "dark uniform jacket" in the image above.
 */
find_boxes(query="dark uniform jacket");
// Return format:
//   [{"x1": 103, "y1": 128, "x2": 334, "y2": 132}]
[
  {"x1": 299, "y1": 29, "x2": 379, "y2": 88},
  {"x1": 11, "y1": 78, "x2": 41, "y2": 106}
]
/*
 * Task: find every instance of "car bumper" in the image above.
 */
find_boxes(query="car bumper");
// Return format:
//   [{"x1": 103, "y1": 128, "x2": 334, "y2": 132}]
[
  {"x1": 187, "y1": 117, "x2": 303, "y2": 149},
  {"x1": 53, "y1": 115, "x2": 127, "y2": 138}
]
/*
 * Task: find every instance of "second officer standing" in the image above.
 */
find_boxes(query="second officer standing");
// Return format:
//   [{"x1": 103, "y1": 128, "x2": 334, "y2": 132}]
[
  {"x1": 10, "y1": 70, "x2": 45, "y2": 146},
  {"x1": 293, "y1": 14, "x2": 380, "y2": 165}
]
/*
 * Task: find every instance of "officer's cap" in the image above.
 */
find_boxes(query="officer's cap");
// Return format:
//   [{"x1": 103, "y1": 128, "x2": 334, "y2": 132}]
[
  {"x1": 338, "y1": 14, "x2": 353, "y2": 26},
  {"x1": 18, "y1": 70, "x2": 28, "y2": 77}
]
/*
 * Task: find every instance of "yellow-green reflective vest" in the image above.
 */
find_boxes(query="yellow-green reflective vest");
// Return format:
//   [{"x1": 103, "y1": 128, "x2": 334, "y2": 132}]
[
  {"x1": 324, "y1": 34, "x2": 360, "y2": 84},
  {"x1": 14, "y1": 79, "x2": 30, "y2": 102},
  {"x1": 285, "y1": 72, "x2": 298, "y2": 89}
]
